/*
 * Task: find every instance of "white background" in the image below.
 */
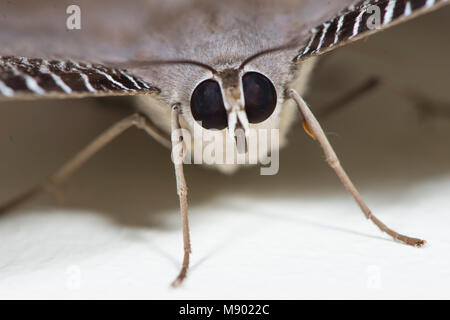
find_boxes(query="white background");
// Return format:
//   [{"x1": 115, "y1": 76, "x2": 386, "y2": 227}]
[{"x1": 0, "y1": 7, "x2": 449, "y2": 299}]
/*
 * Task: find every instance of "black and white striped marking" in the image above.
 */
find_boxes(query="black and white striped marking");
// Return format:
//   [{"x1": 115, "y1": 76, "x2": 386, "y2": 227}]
[
  {"x1": 0, "y1": 56, "x2": 158, "y2": 98},
  {"x1": 295, "y1": 0, "x2": 449, "y2": 61}
]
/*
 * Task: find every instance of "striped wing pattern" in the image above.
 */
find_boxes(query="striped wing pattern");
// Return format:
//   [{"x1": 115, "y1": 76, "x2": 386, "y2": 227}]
[
  {"x1": 0, "y1": 56, "x2": 159, "y2": 100},
  {"x1": 295, "y1": 0, "x2": 450, "y2": 61}
]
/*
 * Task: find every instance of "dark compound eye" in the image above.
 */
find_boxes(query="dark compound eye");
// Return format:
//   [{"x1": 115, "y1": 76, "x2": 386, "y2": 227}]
[
  {"x1": 242, "y1": 72, "x2": 277, "y2": 124},
  {"x1": 190, "y1": 79, "x2": 228, "y2": 130}
]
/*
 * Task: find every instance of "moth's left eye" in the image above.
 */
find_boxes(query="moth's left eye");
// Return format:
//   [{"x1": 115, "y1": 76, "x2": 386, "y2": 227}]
[
  {"x1": 190, "y1": 79, "x2": 228, "y2": 130},
  {"x1": 243, "y1": 72, "x2": 277, "y2": 124}
]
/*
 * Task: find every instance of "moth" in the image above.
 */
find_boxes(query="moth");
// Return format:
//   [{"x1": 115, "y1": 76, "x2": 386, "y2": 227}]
[{"x1": 0, "y1": 0, "x2": 448, "y2": 287}]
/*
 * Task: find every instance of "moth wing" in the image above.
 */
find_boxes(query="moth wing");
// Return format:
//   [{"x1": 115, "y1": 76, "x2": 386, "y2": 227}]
[
  {"x1": 0, "y1": 0, "x2": 159, "y2": 99},
  {"x1": 295, "y1": 0, "x2": 450, "y2": 62},
  {"x1": 0, "y1": 0, "x2": 355, "y2": 100},
  {"x1": 0, "y1": 0, "x2": 158, "y2": 61}
]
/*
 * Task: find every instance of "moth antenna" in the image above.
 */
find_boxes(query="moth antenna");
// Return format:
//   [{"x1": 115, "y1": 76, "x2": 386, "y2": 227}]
[
  {"x1": 239, "y1": 41, "x2": 300, "y2": 69},
  {"x1": 110, "y1": 40, "x2": 299, "y2": 74},
  {"x1": 108, "y1": 59, "x2": 218, "y2": 74}
]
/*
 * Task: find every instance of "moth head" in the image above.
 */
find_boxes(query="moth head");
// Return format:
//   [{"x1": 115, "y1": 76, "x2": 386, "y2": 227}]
[
  {"x1": 131, "y1": 42, "x2": 308, "y2": 172},
  {"x1": 130, "y1": 42, "x2": 294, "y2": 145}
]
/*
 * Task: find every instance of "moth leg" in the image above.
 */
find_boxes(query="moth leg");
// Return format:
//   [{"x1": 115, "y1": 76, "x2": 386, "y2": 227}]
[
  {"x1": 289, "y1": 89, "x2": 425, "y2": 248},
  {"x1": 170, "y1": 104, "x2": 192, "y2": 288},
  {"x1": 384, "y1": 82, "x2": 450, "y2": 121},
  {"x1": 316, "y1": 77, "x2": 380, "y2": 119},
  {"x1": 317, "y1": 77, "x2": 450, "y2": 122},
  {"x1": 0, "y1": 113, "x2": 170, "y2": 215}
]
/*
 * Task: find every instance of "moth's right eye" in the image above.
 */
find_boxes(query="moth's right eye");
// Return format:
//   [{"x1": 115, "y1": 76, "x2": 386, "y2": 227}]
[{"x1": 190, "y1": 79, "x2": 228, "y2": 130}]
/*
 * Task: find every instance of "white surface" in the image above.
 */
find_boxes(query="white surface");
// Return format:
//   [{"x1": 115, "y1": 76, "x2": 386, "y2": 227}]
[
  {"x1": 1, "y1": 93, "x2": 450, "y2": 299},
  {"x1": 0, "y1": 8, "x2": 450, "y2": 299}
]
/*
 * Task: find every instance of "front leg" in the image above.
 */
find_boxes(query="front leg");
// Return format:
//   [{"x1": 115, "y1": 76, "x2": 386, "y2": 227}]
[
  {"x1": 170, "y1": 104, "x2": 192, "y2": 287},
  {"x1": 289, "y1": 89, "x2": 425, "y2": 248}
]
